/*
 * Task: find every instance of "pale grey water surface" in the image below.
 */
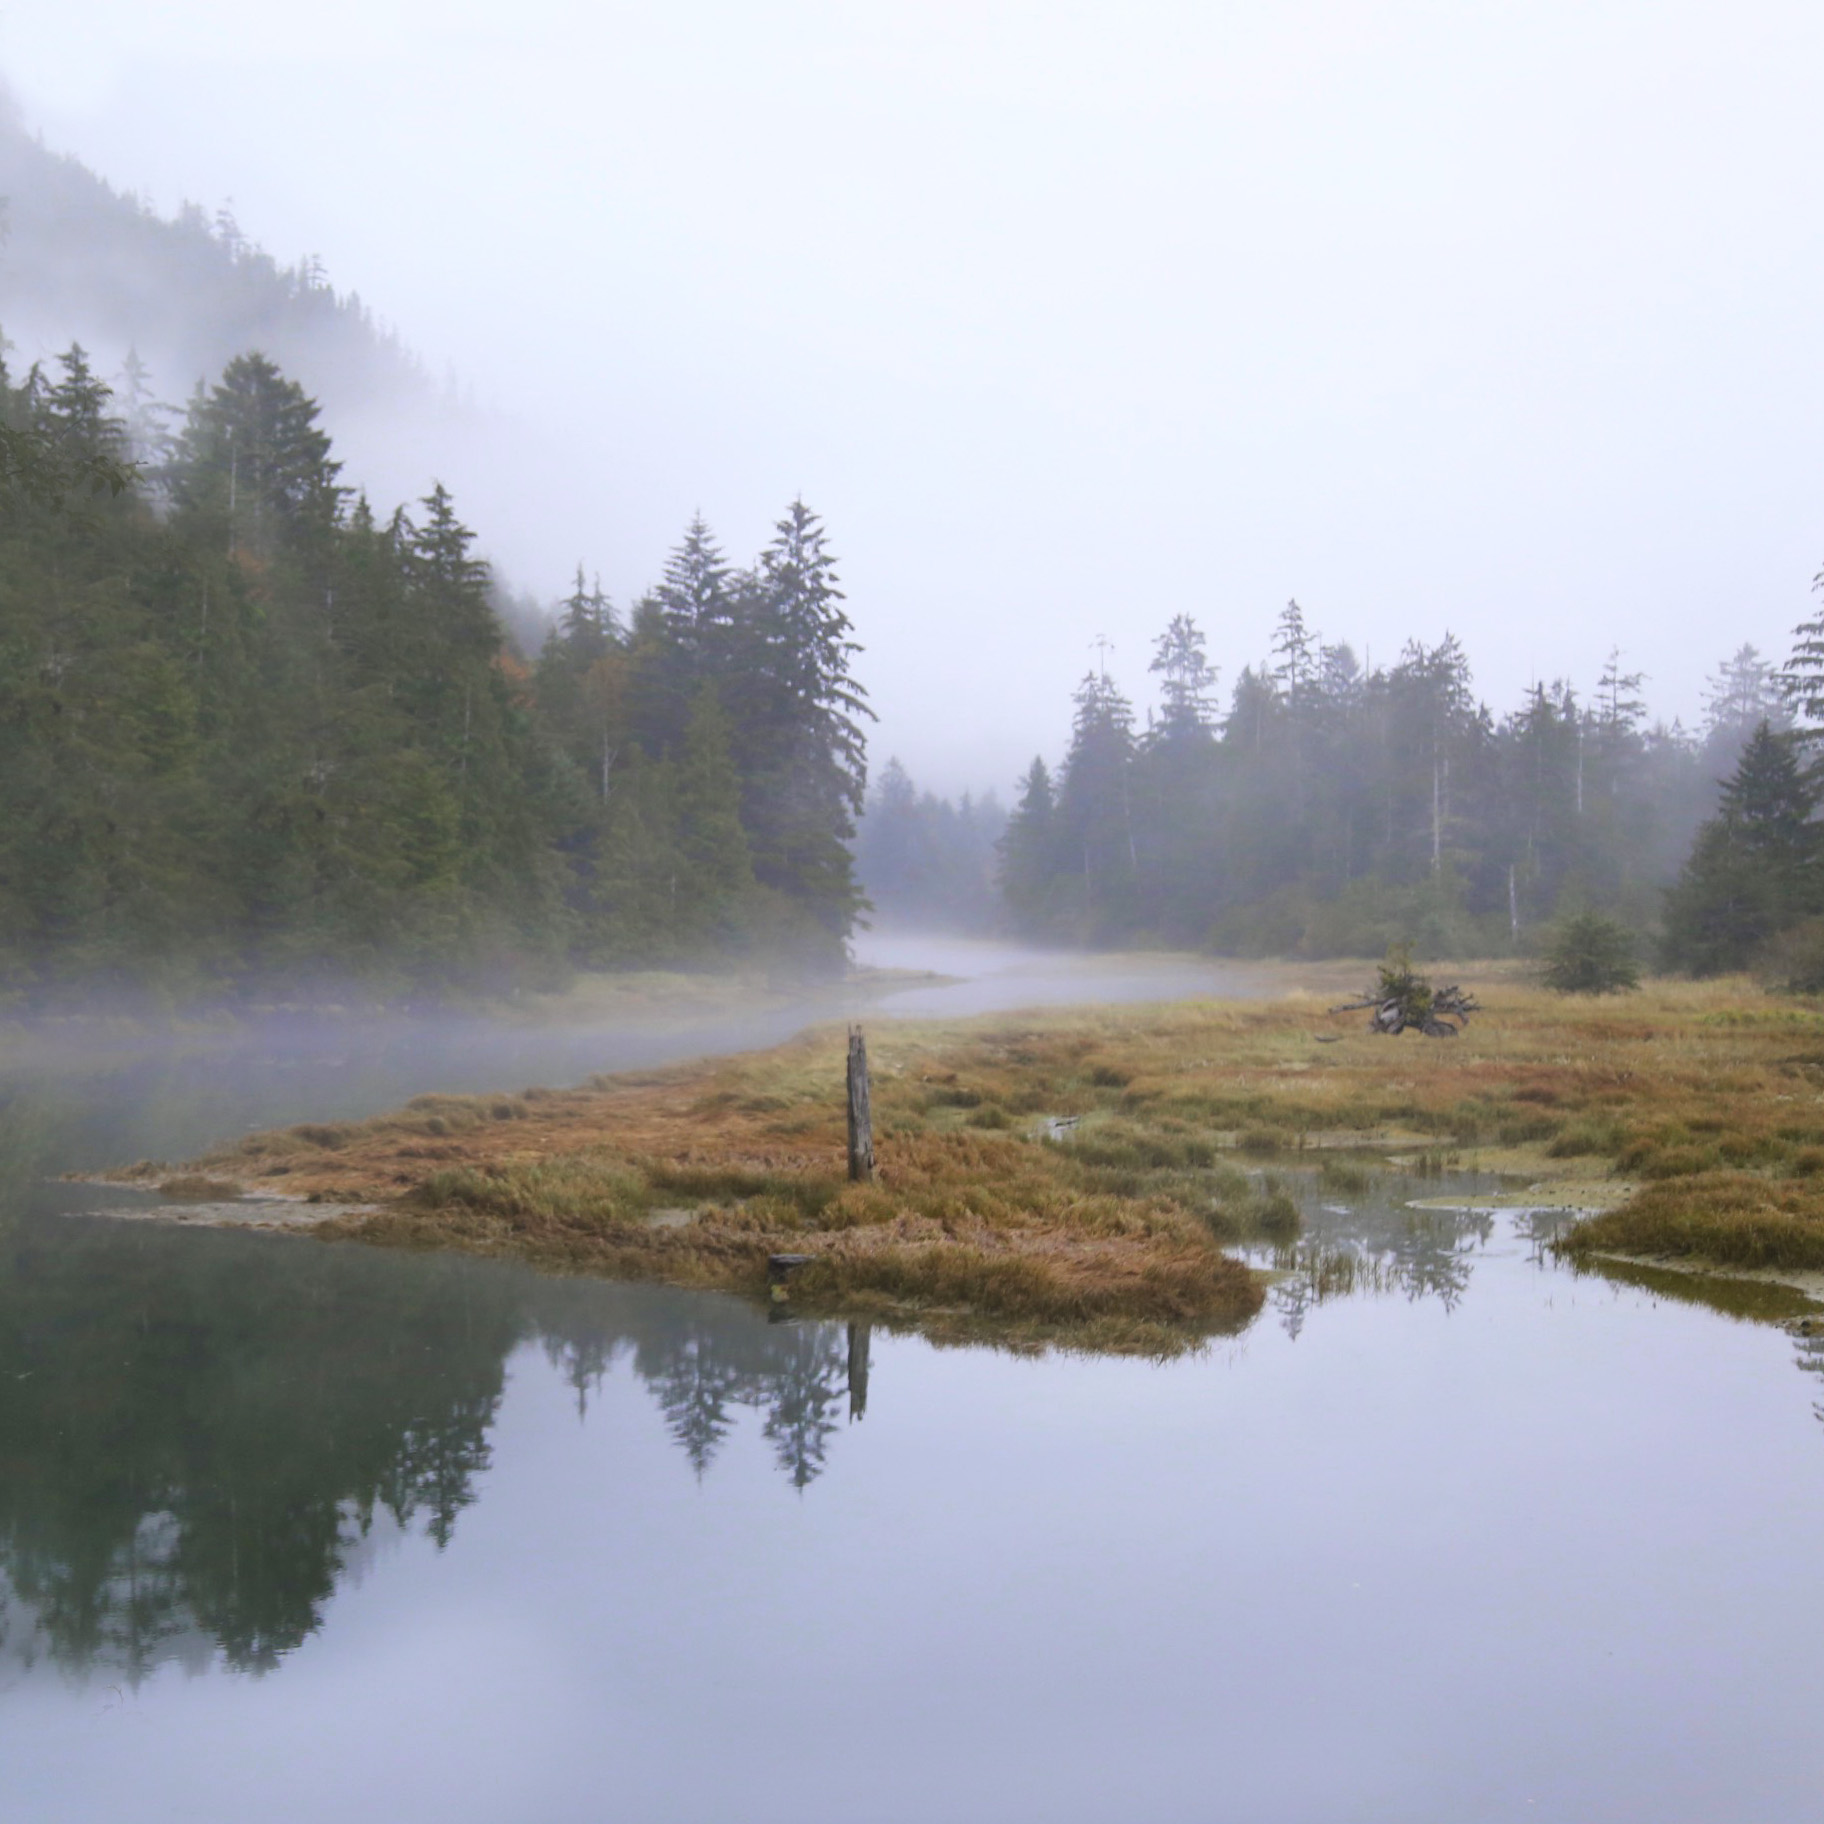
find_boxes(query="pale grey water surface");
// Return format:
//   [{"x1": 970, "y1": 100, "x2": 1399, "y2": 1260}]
[{"x1": 4, "y1": 947, "x2": 1824, "y2": 1823}]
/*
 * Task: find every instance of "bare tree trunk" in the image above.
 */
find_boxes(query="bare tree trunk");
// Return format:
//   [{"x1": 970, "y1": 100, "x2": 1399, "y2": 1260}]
[{"x1": 846, "y1": 1026, "x2": 875, "y2": 1183}]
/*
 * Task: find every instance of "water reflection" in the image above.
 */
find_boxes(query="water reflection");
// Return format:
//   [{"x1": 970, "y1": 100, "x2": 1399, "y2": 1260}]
[
  {"x1": 0, "y1": 1212, "x2": 866, "y2": 1684},
  {"x1": 1557, "y1": 1247, "x2": 1824, "y2": 1446},
  {"x1": 1793, "y1": 1325, "x2": 1824, "y2": 1427},
  {"x1": 1248, "y1": 1172, "x2": 1501, "y2": 1338}
]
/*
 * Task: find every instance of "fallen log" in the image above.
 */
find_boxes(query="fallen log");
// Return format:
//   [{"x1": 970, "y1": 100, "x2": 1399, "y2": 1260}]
[{"x1": 1330, "y1": 982, "x2": 1479, "y2": 1038}]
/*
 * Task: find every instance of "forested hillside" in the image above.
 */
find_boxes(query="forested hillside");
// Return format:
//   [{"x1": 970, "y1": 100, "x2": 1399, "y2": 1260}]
[
  {"x1": 0, "y1": 344, "x2": 868, "y2": 1003},
  {"x1": 0, "y1": 104, "x2": 432, "y2": 442},
  {"x1": 993, "y1": 603, "x2": 1785, "y2": 957}
]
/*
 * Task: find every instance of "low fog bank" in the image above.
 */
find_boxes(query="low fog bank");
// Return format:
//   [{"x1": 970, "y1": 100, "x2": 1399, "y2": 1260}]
[
  {"x1": 852, "y1": 929, "x2": 1286, "y2": 1021},
  {"x1": 0, "y1": 939, "x2": 1300, "y2": 1190}
]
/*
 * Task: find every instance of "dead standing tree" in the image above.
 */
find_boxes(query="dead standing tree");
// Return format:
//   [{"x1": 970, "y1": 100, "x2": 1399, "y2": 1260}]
[
  {"x1": 773, "y1": 1028, "x2": 875, "y2": 1301},
  {"x1": 1332, "y1": 947, "x2": 1480, "y2": 1037},
  {"x1": 847, "y1": 1026, "x2": 875, "y2": 1182}
]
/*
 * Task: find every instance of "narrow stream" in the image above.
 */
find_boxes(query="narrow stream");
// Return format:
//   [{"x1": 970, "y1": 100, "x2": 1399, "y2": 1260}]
[{"x1": 3, "y1": 947, "x2": 1821, "y2": 1822}]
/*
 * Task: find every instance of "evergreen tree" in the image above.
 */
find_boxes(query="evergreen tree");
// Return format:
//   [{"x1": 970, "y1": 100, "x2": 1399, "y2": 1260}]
[
  {"x1": 673, "y1": 685, "x2": 757, "y2": 945},
  {"x1": 1664, "y1": 723, "x2": 1817, "y2": 974},
  {"x1": 1148, "y1": 614, "x2": 1218, "y2": 743},
  {"x1": 731, "y1": 499, "x2": 873, "y2": 963},
  {"x1": 171, "y1": 352, "x2": 343, "y2": 558},
  {"x1": 1783, "y1": 562, "x2": 1824, "y2": 737},
  {"x1": 998, "y1": 759, "x2": 1059, "y2": 931},
  {"x1": 1271, "y1": 598, "x2": 1317, "y2": 708},
  {"x1": 1703, "y1": 643, "x2": 1785, "y2": 760},
  {"x1": 655, "y1": 514, "x2": 736, "y2": 676},
  {"x1": 1057, "y1": 671, "x2": 1137, "y2": 934}
]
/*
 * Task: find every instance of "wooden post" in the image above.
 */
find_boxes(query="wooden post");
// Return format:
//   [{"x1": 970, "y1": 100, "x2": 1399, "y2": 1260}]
[
  {"x1": 846, "y1": 1025, "x2": 875, "y2": 1183},
  {"x1": 847, "y1": 1322, "x2": 871, "y2": 1421}
]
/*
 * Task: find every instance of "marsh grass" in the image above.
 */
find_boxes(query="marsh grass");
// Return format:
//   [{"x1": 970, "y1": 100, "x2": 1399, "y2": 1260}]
[
  {"x1": 156, "y1": 1174, "x2": 245, "y2": 1200},
  {"x1": 123, "y1": 970, "x2": 1824, "y2": 1343},
  {"x1": 1269, "y1": 1241, "x2": 1401, "y2": 1302}
]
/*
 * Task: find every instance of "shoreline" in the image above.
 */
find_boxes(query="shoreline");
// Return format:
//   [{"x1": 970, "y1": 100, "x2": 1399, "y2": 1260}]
[{"x1": 87, "y1": 970, "x2": 1824, "y2": 1351}]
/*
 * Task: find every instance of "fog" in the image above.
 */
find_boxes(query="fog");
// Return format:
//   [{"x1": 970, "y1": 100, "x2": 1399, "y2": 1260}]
[{"x1": 5, "y1": 2, "x2": 1822, "y2": 794}]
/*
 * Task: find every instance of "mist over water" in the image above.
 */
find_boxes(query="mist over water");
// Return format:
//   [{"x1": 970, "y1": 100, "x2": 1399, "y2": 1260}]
[
  {"x1": 6, "y1": 11, "x2": 1824, "y2": 1815},
  {"x1": 855, "y1": 929, "x2": 1273, "y2": 1017},
  {"x1": 0, "y1": 949, "x2": 1819, "y2": 1821}
]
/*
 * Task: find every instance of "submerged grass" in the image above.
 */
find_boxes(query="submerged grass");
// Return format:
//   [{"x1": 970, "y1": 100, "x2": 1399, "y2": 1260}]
[{"x1": 113, "y1": 969, "x2": 1824, "y2": 1345}]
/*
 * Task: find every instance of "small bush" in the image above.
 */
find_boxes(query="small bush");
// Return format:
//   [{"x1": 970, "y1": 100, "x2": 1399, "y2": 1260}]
[
  {"x1": 1542, "y1": 911, "x2": 1640, "y2": 995},
  {"x1": 1318, "y1": 1159, "x2": 1372, "y2": 1193},
  {"x1": 1253, "y1": 1188, "x2": 1302, "y2": 1240}
]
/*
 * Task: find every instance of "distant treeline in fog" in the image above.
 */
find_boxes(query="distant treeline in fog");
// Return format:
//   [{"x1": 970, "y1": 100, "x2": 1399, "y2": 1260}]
[
  {"x1": 0, "y1": 105, "x2": 433, "y2": 433},
  {"x1": 872, "y1": 604, "x2": 1796, "y2": 960},
  {"x1": 0, "y1": 344, "x2": 868, "y2": 1000},
  {"x1": 853, "y1": 760, "x2": 1005, "y2": 932}
]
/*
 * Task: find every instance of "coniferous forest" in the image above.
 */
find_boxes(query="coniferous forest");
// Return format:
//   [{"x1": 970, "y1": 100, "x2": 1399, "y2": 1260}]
[
  {"x1": 864, "y1": 601, "x2": 1814, "y2": 972},
  {"x1": 0, "y1": 342, "x2": 869, "y2": 1002},
  {"x1": 11, "y1": 330, "x2": 1824, "y2": 1000}
]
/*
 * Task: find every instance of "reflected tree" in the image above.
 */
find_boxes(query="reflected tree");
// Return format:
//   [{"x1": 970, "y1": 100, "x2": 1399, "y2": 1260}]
[
  {"x1": 0, "y1": 1220, "x2": 519, "y2": 1676},
  {"x1": 760, "y1": 1327, "x2": 850, "y2": 1490},
  {"x1": 1266, "y1": 1176, "x2": 1498, "y2": 1336},
  {"x1": 0, "y1": 1081, "x2": 875, "y2": 1687},
  {"x1": 645, "y1": 1333, "x2": 750, "y2": 1479}
]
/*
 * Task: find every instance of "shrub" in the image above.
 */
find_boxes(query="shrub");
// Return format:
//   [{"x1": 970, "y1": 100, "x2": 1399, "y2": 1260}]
[{"x1": 1541, "y1": 911, "x2": 1640, "y2": 995}]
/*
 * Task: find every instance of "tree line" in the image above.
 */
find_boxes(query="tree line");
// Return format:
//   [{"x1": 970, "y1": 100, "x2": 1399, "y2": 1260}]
[
  {"x1": 0, "y1": 341, "x2": 869, "y2": 1002},
  {"x1": 876, "y1": 599, "x2": 1787, "y2": 960},
  {"x1": 852, "y1": 758, "x2": 1006, "y2": 931},
  {"x1": 1659, "y1": 580, "x2": 1824, "y2": 984}
]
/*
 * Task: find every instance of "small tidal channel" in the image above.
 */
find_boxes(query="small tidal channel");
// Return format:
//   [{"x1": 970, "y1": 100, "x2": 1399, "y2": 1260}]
[{"x1": 4, "y1": 956, "x2": 1824, "y2": 1822}]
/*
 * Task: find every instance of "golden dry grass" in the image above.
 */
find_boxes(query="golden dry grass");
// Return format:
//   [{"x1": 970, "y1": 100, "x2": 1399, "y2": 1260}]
[{"x1": 111, "y1": 969, "x2": 1824, "y2": 1344}]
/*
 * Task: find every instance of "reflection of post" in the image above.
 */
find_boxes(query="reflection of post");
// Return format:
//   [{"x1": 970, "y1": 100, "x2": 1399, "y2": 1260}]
[
  {"x1": 847, "y1": 1026, "x2": 875, "y2": 1183},
  {"x1": 847, "y1": 1322, "x2": 871, "y2": 1421}
]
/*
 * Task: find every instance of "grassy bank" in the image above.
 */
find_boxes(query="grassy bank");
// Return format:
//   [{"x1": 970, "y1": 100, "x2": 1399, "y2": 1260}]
[{"x1": 108, "y1": 971, "x2": 1824, "y2": 1347}]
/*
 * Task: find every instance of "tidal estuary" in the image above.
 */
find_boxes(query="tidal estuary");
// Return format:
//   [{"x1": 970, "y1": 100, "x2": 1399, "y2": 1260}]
[{"x1": 4, "y1": 948, "x2": 1824, "y2": 1822}]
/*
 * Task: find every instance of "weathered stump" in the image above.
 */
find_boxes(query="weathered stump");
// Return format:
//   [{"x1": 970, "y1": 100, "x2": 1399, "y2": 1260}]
[{"x1": 847, "y1": 1025, "x2": 875, "y2": 1183}]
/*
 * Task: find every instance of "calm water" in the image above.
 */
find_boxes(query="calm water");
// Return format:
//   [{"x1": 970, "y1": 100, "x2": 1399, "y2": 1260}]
[{"x1": 4, "y1": 951, "x2": 1824, "y2": 1822}]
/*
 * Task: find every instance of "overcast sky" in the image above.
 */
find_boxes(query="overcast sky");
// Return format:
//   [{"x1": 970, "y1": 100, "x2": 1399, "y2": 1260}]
[{"x1": 4, "y1": 1, "x2": 1820, "y2": 794}]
